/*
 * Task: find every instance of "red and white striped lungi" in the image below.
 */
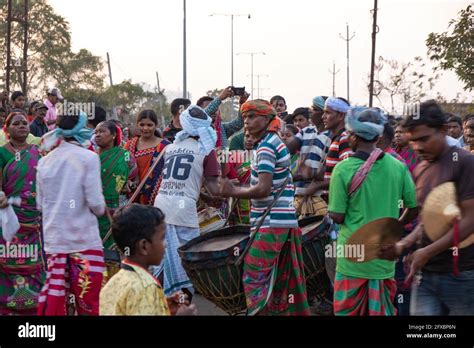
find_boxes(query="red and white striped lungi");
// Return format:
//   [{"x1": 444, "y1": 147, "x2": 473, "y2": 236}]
[{"x1": 38, "y1": 249, "x2": 105, "y2": 316}]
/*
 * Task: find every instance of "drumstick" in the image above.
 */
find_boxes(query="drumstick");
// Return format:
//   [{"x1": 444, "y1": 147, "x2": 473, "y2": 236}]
[
  {"x1": 222, "y1": 197, "x2": 240, "y2": 227},
  {"x1": 236, "y1": 176, "x2": 290, "y2": 266},
  {"x1": 221, "y1": 171, "x2": 251, "y2": 227},
  {"x1": 102, "y1": 145, "x2": 169, "y2": 245},
  {"x1": 128, "y1": 146, "x2": 169, "y2": 203}
]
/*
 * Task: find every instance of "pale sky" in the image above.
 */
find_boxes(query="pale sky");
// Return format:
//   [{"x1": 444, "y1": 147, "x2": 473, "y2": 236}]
[{"x1": 48, "y1": 0, "x2": 472, "y2": 113}]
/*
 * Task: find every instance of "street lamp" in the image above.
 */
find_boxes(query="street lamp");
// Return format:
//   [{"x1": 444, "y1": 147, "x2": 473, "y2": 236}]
[
  {"x1": 209, "y1": 13, "x2": 251, "y2": 86},
  {"x1": 236, "y1": 52, "x2": 266, "y2": 99},
  {"x1": 183, "y1": 0, "x2": 187, "y2": 98}
]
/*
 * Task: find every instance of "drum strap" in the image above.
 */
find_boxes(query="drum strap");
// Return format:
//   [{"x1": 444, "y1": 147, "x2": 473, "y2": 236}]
[
  {"x1": 348, "y1": 149, "x2": 384, "y2": 197},
  {"x1": 102, "y1": 145, "x2": 169, "y2": 245},
  {"x1": 236, "y1": 176, "x2": 291, "y2": 265}
]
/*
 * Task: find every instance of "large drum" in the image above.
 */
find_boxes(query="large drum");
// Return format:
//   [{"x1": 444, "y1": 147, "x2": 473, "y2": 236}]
[
  {"x1": 178, "y1": 225, "x2": 250, "y2": 315},
  {"x1": 299, "y1": 215, "x2": 332, "y2": 298}
]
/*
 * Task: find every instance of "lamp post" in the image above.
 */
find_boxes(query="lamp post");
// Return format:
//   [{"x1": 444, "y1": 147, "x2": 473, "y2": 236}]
[
  {"x1": 210, "y1": 13, "x2": 251, "y2": 86},
  {"x1": 183, "y1": 0, "x2": 187, "y2": 98},
  {"x1": 236, "y1": 52, "x2": 266, "y2": 99}
]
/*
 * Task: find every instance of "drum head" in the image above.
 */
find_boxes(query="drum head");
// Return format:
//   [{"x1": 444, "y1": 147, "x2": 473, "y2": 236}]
[
  {"x1": 187, "y1": 234, "x2": 249, "y2": 253},
  {"x1": 178, "y1": 225, "x2": 250, "y2": 263},
  {"x1": 299, "y1": 215, "x2": 325, "y2": 234}
]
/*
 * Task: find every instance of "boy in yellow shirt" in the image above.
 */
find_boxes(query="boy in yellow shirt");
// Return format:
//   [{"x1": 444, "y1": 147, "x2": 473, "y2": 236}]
[{"x1": 100, "y1": 204, "x2": 197, "y2": 315}]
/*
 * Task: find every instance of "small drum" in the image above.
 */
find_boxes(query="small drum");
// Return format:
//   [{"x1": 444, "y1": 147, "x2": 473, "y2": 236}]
[
  {"x1": 198, "y1": 207, "x2": 226, "y2": 235},
  {"x1": 295, "y1": 195, "x2": 328, "y2": 220},
  {"x1": 178, "y1": 225, "x2": 250, "y2": 315},
  {"x1": 103, "y1": 247, "x2": 122, "y2": 285},
  {"x1": 299, "y1": 215, "x2": 332, "y2": 298}
]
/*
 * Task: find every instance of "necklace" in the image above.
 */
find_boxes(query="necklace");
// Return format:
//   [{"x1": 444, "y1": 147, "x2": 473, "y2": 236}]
[{"x1": 9, "y1": 142, "x2": 28, "y2": 152}]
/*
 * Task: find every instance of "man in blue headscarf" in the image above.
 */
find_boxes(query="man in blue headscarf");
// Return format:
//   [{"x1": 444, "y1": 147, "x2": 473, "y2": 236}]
[
  {"x1": 37, "y1": 112, "x2": 106, "y2": 315},
  {"x1": 327, "y1": 106, "x2": 419, "y2": 316},
  {"x1": 305, "y1": 96, "x2": 353, "y2": 200},
  {"x1": 311, "y1": 95, "x2": 328, "y2": 131}
]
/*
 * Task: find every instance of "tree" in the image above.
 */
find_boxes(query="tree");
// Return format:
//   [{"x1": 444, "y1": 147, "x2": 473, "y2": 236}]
[
  {"x1": 0, "y1": 0, "x2": 104, "y2": 98},
  {"x1": 367, "y1": 56, "x2": 440, "y2": 114},
  {"x1": 100, "y1": 80, "x2": 148, "y2": 116},
  {"x1": 426, "y1": 5, "x2": 473, "y2": 91},
  {"x1": 49, "y1": 49, "x2": 105, "y2": 94},
  {"x1": 141, "y1": 88, "x2": 172, "y2": 125}
]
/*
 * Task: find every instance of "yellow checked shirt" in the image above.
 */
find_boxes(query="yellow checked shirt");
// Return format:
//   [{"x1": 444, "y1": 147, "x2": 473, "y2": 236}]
[{"x1": 100, "y1": 260, "x2": 171, "y2": 316}]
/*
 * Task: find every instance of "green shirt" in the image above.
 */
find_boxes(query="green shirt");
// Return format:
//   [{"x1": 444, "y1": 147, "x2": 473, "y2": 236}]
[
  {"x1": 229, "y1": 131, "x2": 244, "y2": 151},
  {"x1": 328, "y1": 152, "x2": 417, "y2": 279}
]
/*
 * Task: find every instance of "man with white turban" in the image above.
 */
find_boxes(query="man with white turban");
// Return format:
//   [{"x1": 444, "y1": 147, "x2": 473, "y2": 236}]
[
  {"x1": 305, "y1": 97, "x2": 353, "y2": 199},
  {"x1": 327, "y1": 106, "x2": 419, "y2": 316}
]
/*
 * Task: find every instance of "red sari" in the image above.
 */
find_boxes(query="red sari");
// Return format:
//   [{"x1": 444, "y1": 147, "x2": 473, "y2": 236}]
[{"x1": 124, "y1": 136, "x2": 170, "y2": 206}]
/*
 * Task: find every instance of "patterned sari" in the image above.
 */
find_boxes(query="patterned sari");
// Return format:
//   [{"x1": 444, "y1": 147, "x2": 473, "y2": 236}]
[
  {"x1": 124, "y1": 137, "x2": 170, "y2": 206},
  {"x1": 395, "y1": 145, "x2": 419, "y2": 175},
  {"x1": 0, "y1": 144, "x2": 45, "y2": 315},
  {"x1": 233, "y1": 160, "x2": 251, "y2": 225},
  {"x1": 97, "y1": 146, "x2": 137, "y2": 248}
]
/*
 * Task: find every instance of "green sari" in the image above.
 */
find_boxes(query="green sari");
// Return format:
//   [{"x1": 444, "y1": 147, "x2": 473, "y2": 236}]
[
  {"x1": 98, "y1": 147, "x2": 137, "y2": 248},
  {"x1": 0, "y1": 144, "x2": 44, "y2": 315}
]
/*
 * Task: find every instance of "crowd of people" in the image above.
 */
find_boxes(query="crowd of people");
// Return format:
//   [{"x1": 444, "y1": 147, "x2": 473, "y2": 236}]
[{"x1": 0, "y1": 84, "x2": 473, "y2": 316}]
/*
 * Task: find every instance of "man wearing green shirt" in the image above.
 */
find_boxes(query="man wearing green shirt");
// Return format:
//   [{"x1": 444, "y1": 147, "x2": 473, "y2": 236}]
[{"x1": 328, "y1": 106, "x2": 418, "y2": 316}]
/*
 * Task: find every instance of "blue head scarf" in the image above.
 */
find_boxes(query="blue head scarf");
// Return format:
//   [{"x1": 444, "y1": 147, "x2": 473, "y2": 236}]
[
  {"x1": 325, "y1": 97, "x2": 350, "y2": 113},
  {"x1": 345, "y1": 106, "x2": 386, "y2": 141},
  {"x1": 40, "y1": 111, "x2": 93, "y2": 152},
  {"x1": 312, "y1": 96, "x2": 327, "y2": 111}
]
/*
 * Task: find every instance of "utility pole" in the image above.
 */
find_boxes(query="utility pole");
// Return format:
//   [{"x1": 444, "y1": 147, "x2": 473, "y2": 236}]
[
  {"x1": 339, "y1": 23, "x2": 355, "y2": 103},
  {"x1": 329, "y1": 61, "x2": 340, "y2": 97},
  {"x1": 250, "y1": 74, "x2": 269, "y2": 99},
  {"x1": 20, "y1": 0, "x2": 29, "y2": 96},
  {"x1": 209, "y1": 13, "x2": 251, "y2": 85},
  {"x1": 369, "y1": 0, "x2": 379, "y2": 107},
  {"x1": 236, "y1": 52, "x2": 266, "y2": 99},
  {"x1": 107, "y1": 52, "x2": 113, "y2": 86},
  {"x1": 156, "y1": 71, "x2": 165, "y2": 115},
  {"x1": 183, "y1": 0, "x2": 187, "y2": 98},
  {"x1": 6, "y1": 0, "x2": 13, "y2": 96},
  {"x1": 106, "y1": 53, "x2": 118, "y2": 120},
  {"x1": 156, "y1": 71, "x2": 161, "y2": 93}
]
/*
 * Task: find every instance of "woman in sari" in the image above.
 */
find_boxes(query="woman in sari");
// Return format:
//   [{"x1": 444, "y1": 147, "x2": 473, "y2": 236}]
[
  {"x1": 124, "y1": 110, "x2": 170, "y2": 206},
  {"x1": 95, "y1": 120, "x2": 137, "y2": 248},
  {"x1": 0, "y1": 112, "x2": 44, "y2": 315},
  {"x1": 228, "y1": 131, "x2": 256, "y2": 225}
]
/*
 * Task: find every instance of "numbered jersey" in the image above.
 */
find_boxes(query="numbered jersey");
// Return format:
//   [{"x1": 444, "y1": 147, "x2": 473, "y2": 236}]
[{"x1": 154, "y1": 137, "x2": 220, "y2": 228}]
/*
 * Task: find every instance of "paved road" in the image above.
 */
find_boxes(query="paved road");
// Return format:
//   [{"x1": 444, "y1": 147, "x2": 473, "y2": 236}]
[
  {"x1": 192, "y1": 294, "x2": 331, "y2": 316},
  {"x1": 193, "y1": 294, "x2": 228, "y2": 316}
]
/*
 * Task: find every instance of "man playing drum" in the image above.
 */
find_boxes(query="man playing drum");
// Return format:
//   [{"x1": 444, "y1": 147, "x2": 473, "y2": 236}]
[
  {"x1": 328, "y1": 107, "x2": 418, "y2": 315},
  {"x1": 221, "y1": 99, "x2": 310, "y2": 316},
  {"x1": 153, "y1": 105, "x2": 221, "y2": 300}
]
